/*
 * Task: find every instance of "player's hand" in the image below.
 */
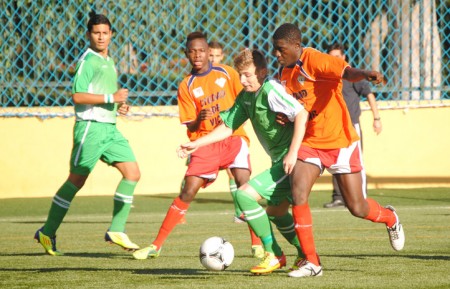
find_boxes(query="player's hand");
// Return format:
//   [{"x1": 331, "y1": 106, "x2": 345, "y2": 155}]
[
  {"x1": 197, "y1": 108, "x2": 213, "y2": 121},
  {"x1": 177, "y1": 142, "x2": 199, "y2": 158},
  {"x1": 113, "y1": 88, "x2": 129, "y2": 103},
  {"x1": 373, "y1": 119, "x2": 382, "y2": 135},
  {"x1": 367, "y1": 71, "x2": 387, "y2": 85},
  {"x1": 283, "y1": 151, "x2": 297, "y2": 174},
  {"x1": 117, "y1": 102, "x2": 130, "y2": 116},
  {"x1": 276, "y1": 113, "x2": 290, "y2": 126}
]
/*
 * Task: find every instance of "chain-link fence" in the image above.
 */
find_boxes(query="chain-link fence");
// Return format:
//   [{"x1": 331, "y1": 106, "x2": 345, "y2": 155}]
[{"x1": 1, "y1": 0, "x2": 449, "y2": 118}]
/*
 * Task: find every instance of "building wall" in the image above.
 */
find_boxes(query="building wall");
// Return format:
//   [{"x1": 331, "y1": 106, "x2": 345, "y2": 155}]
[{"x1": 1, "y1": 104, "x2": 449, "y2": 199}]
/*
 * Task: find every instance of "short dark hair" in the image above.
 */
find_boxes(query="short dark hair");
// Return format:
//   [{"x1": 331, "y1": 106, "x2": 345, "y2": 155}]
[
  {"x1": 87, "y1": 12, "x2": 111, "y2": 32},
  {"x1": 273, "y1": 23, "x2": 301, "y2": 44},
  {"x1": 186, "y1": 31, "x2": 207, "y2": 49},
  {"x1": 208, "y1": 41, "x2": 223, "y2": 50},
  {"x1": 327, "y1": 43, "x2": 345, "y2": 54}
]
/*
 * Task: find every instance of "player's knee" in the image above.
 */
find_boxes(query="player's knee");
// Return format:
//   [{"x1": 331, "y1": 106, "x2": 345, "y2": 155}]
[
  {"x1": 179, "y1": 189, "x2": 197, "y2": 203},
  {"x1": 347, "y1": 203, "x2": 367, "y2": 218},
  {"x1": 235, "y1": 189, "x2": 256, "y2": 206}
]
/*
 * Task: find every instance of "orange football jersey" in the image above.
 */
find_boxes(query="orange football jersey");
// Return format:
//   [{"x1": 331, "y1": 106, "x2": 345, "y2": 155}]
[
  {"x1": 178, "y1": 63, "x2": 249, "y2": 143},
  {"x1": 278, "y1": 47, "x2": 359, "y2": 149}
]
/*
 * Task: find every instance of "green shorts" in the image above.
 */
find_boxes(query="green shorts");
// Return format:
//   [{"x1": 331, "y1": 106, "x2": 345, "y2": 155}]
[
  {"x1": 247, "y1": 161, "x2": 293, "y2": 206},
  {"x1": 70, "y1": 120, "x2": 136, "y2": 175}
]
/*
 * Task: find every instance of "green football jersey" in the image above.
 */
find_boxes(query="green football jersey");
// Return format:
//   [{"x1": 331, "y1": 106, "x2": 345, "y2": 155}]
[
  {"x1": 72, "y1": 48, "x2": 118, "y2": 123},
  {"x1": 220, "y1": 78, "x2": 304, "y2": 163}
]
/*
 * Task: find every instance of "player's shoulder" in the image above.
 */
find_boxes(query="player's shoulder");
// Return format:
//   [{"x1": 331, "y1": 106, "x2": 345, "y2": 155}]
[
  {"x1": 211, "y1": 63, "x2": 238, "y2": 78},
  {"x1": 302, "y1": 47, "x2": 328, "y2": 60},
  {"x1": 263, "y1": 78, "x2": 285, "y2": 91}
]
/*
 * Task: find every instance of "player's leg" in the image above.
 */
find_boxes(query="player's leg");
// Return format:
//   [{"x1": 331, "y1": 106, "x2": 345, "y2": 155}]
[
  {"x1": 228, "y1": 137, "x2": 263, "y2": 257},
  {"x1": 133, "y1": 175, "x2": 204, "y2": 260},
  {"x1": 236, "y1": 162, "x2": 290, "y2": 274},
  {"x1": 266, "y1": 200, "x2": 304, "y2": 270},
  {"x1": 35, "y1": 121, "x2": 99, "y2": 255},
  {"x1": 231, "y1": 167, "x2": 263, "y2": 257},
  {"x1": 34, "y1": 173, "x2": 87, "y2": 256},
  {"x1": 335, "y1": 172, "x2": 405, "y2": 251},
  {"x1": 101, "y1": 127, "x2": 141, "y2": 251},
  {"x1": 226, "y1": 168, "x2": 242, "y2": 223},
  {"x1": 103, "y1": 161, "x2": 141, "y2": 251},
  {"x1": 235, "y1": 184, "x2": 286, "y2": 274},
  {"x1": 333, "y1": 140, "x2": 404, "y2": 251},
  {"x1": 288, "y1": 159, "x2": 323, "y2": 278}
]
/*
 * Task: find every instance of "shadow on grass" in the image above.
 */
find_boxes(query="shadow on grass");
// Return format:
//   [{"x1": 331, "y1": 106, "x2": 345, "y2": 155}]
[
  {"x1": 142, "y1": 194, "x2": 234, "y2": 205},
  {"x1": 0, "y1": 252, "x2": 118, "y2": 258},
  {"x1": 324, "y1": 253, "x2": 450, "y2": 261}
]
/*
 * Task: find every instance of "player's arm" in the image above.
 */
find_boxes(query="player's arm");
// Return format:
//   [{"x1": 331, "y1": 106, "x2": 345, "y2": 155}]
[
  {"x1": 343, "y1": 67, "x2": 386, "y2": 85},
  {"x1": 283, "y1": 108, "x2": 308, "y2": 174},
  {"x1": 73, "y1": 89, "x2": 128, "y2": 104},
  {"x1": 367, "y1": 92, "x2": 382, "y2": 134},
  {"x1": 177, "y1": 123, "x2": 233, "y2": 158},
  {"x1": 185, "y1": 108, "x2": 213, "y2": 132}
]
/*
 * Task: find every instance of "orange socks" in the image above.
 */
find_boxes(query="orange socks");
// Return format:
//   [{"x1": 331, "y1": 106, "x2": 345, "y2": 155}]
[
  {"x1": 364, "y1": 198, "x2": 396, "y2": 227},
  {"x1": 292, "y1": 204, "x2": 320, "y2": 266},
  {"x1": 153, "y1": 197, "x2": 190, "y2": 249},
  {"x1": 248, "y1": 224, "x2": 262, "y2": 246}
]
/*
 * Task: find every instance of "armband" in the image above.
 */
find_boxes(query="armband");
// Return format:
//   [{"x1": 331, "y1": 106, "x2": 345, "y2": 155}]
[
  {"x1": 374, "y1": 117, "x2": 381, "y2": 121},
  {"x1": 104, "y1": 94, "x2": 114, "y2": 103}
]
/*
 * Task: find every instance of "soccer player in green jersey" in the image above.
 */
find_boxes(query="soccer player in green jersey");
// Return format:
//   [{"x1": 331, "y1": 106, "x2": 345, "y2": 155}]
[
  {"x1": 178, "y1": 49, "x2": 309, "y2": 274},
  {"x1": 34, "y1": 13, "x2": 140, "y2": 256}
]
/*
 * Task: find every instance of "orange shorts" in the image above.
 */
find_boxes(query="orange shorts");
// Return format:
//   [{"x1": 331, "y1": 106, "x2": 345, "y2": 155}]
[
  {"x1": 186, "y1": 136, "x2": 251, "y2": 187},
  {"x1": 297, "y1": 141, "x2": 363, "y2": 174}
]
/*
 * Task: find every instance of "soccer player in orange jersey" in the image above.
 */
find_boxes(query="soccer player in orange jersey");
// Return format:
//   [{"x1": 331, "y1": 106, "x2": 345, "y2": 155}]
[
  {"x1": 272, "y1": 23, "x2": 405, "y2": 278},
  {"x1": 133, "y1": 31, "x2": 260, "y2": 260}
]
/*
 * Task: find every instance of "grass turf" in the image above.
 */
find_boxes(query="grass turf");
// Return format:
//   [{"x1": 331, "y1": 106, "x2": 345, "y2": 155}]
[{"x1": 0, "y1": 188, "x2": 449, "y2": 289}]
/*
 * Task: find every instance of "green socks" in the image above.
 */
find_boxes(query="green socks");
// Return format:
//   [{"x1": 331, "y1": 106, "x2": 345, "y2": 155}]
[
  {"x1": 43, "y1": 181, "x2": 79, "y2": 236},
  {"x1": 269, "y1": 213, "x2": 304, "y2": 257},
  {"x1": 109, "y1": 179, "x2": 137, "y2": 232},
  {"x1": 235, "y1": 190, "x2": 282, "y2": 256},
  {"x1": 229, "y1": 178, "x2": 243, "y2": 218}
]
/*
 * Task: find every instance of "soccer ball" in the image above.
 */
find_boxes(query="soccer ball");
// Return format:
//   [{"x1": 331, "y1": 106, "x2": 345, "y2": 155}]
[{"x1": 199, "y1": 236, "x2": 234, "y2": 271}]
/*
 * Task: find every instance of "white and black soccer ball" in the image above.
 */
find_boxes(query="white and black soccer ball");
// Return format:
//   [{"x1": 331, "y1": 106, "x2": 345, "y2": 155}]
[{"x1": 199, "y1": 236, "x2": 234, "y2": 271}]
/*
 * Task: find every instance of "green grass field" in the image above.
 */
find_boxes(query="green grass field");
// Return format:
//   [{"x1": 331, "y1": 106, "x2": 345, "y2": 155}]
[{"x1": 0, "y1": 188, "x2": 449, "y2": 289}]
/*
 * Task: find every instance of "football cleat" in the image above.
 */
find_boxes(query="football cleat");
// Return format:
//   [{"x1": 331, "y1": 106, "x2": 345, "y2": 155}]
[
  {"x1": 133, "y1": 244, "x2": 161, "y2": 260},
  {"x1": 288, "y1": 256, "x2": 304, "y2": 272},
  {"x1": 251, "y1": 245, "x2": 265, "y2": 259},
  {"x1": 288, "y1": 259, "x2": 323, "y2": 278},
  {"x1": 34, "y1": 227, "x2": 63, "y2": 256},
  {"x1": 250, "y1": 251, "x2": 286, "y2": 274},
  {"x1": 105, "y1": 231, "x2": 140, "y2": 251},
  {"x1": 385, "y1": 205, "x2": 405, "y2": 251}
]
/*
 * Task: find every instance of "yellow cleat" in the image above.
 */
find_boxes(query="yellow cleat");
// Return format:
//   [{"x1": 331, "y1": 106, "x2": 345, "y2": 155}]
[
  {"x1": 250, "y1": 251, "x2": 286, "y2": 275},
  {"x1": 133, "y1": 244, "x2": 161, "y2": 260},
  {"x1": 104, "y1": 231, "x2": 139, "y2": 251},
  {"x1": 34, "y1": 228, "x2": 64, "y2": 256},
  {"x1": 251, "y1": 245, "x2": 265, "y2": 259}
]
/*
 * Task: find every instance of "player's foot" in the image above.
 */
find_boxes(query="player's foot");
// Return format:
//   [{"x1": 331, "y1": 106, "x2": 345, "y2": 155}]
[
  {"x1": 288, "y1": 259, "x2": 323, "y2": 278},
  {"x1": 323, "y1": 199, "x2": 345, "y2": 208},
  {"x1": 34, "y1": 227, "x2": 64, "y2": 256},
  {"x1": 288, "y1": 254, "x2": 320, "y2": 271},
  {"x1": 385, "y1": 205, "x2": 405, "y2": 251},
  {"x1": 178, "y1": 216, "x2": 187, "y2": 224},
  {"x1": 133, "y1": 244, "x2": 161, "y2": 260},
  {"x1": 233, "y1": 213, "x2": 246, "y2": 223},
  {"x1": 250, "y1": 251, "x2": 286, "y2": 275},
  {"x1": 251, "y1": 245, "x2": 265, "y2": 259},
  {"x1": 104, "y1": 231, "x2": 140, "y2": 251},
  {"x1": 288, "y1": 256, "x2": 304, "y2": 271}
]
